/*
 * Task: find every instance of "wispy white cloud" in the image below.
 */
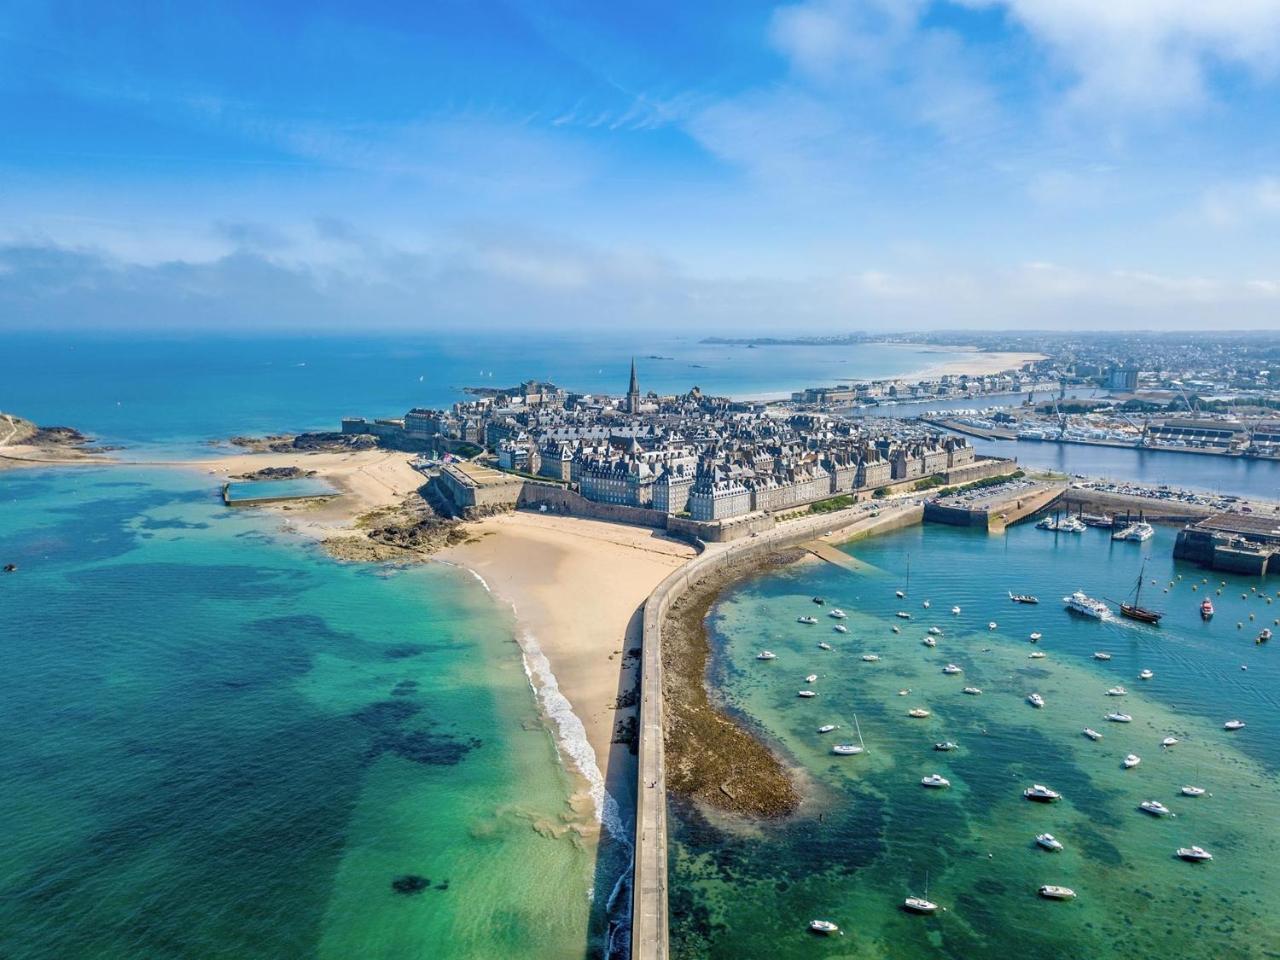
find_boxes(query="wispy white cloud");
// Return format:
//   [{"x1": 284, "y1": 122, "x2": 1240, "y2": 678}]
[
  {"x1": 3, "y1": 232, "x2": 1276, "y2": 333},
  {"x1": 959, "y1": 0, "x2": 1280, "y2": 112}
]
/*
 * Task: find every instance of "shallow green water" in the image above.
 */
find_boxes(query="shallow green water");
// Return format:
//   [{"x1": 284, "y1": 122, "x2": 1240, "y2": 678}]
[
  {"x1": 669, "y1": 521, "x2": 1280, "y2": 959},
  {"x1": 0, "y1": 468, "x2": 599, "y2": 959}
]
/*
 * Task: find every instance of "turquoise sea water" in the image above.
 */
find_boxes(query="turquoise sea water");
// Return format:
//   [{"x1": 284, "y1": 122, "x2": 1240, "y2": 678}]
[
  {"x1": 0, "y1": 468, "x2": 600, "y2": 959},
  {"x1": 669, "y1": 521, "x2": 1280, "y2": 959}
]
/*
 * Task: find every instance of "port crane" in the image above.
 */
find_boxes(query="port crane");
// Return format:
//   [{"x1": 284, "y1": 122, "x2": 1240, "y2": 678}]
[{"x1": 1116, "y1": 411, "x2": 1149, "y2": 447}]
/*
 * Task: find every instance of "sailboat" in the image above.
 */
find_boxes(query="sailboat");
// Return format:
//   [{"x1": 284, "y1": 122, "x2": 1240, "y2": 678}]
[
  {"x1": 1116, "y1": 559, "x2": 1163, "y2": 624},
  {"x1": 904, "y1": 869, "x2": 939, "y2": 913},
  {"x1": 832, "y1": 714, "x2": 867, "y2": 756}
]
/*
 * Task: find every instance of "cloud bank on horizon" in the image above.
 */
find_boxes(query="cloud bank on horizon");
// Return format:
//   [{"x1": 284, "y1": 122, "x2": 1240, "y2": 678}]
[{"x1": 2, "y1": 0, "x2": 1279, "y2": 332}]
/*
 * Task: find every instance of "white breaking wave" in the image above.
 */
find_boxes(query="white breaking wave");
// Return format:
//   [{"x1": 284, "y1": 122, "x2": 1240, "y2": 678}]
[
  {"x1": 439, "y1": 559, "x2": 636, "y2": 953},
  {"x1": 445, "y1": 563, "x2": 632, "y2": 849},
  {"x1": 516, "y1": 626, "x2": 630, "y2": 847}
]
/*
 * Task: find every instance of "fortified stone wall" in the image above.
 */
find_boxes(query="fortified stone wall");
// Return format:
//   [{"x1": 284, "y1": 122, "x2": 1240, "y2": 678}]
[{"x1": 517, "y1": 482, "x2": 668, "y2": 529}]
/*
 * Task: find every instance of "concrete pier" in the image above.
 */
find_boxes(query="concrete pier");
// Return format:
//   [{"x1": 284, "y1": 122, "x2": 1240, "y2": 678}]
[
  {"x1": 924, "y1": 480, "x2": 1065, "y2": 532},
  {"x1": 631, "y1": 501, "x2": 924, "y2": 959}
]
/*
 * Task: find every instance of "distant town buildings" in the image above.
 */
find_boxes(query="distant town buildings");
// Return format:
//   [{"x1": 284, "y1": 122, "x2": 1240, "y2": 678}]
[{"x1": 343, "y1": 363, "x2": 1009, "y2": 527}]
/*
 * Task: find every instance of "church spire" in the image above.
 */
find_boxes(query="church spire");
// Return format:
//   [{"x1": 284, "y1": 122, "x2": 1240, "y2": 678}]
[{"x1": 626, "y1": 357, "x2": 640, "y2": 413}]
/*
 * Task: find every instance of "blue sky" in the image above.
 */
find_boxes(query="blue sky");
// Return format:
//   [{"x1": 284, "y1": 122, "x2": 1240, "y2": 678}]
[{"x1": 3, "y1": 0, "x2": 1280, "y2": 331}]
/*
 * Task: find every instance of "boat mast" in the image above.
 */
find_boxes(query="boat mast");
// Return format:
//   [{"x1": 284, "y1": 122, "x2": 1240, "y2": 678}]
[
  {"x1": 1133, "y1": 559, "x2": 1146, "y2": 606},
  {"x1": 854, "y1": 714, "x2": 865, "y2": 750}
]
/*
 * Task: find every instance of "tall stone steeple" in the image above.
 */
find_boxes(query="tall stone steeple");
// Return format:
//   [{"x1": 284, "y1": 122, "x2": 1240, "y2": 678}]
[{"x1": 626, "y1": 358, "x2": 640, "y2": 414}]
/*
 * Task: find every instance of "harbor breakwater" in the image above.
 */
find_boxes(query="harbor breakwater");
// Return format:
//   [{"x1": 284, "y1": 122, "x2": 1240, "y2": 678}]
[{"x1": 631, "y1": 502, "x2": 923, "y2": 960}]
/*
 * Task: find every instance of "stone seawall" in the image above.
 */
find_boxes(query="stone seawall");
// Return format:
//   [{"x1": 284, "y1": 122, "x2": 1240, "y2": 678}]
[
  {"x1": 630, "y1": 501, "x2": 924, "y2": 960},
  {"x1": 1057, "y1": 488, "x2": 1214, "y2": 522}
]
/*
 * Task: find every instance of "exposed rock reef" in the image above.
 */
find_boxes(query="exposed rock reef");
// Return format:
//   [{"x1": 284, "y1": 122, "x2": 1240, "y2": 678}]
[{"x1": 662, "y1": 548, "x2": 804, "y2": 819}]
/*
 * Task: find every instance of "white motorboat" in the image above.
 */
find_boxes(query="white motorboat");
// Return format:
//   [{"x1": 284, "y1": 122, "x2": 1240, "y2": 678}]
[
  {"x1": 862, "y1": 654, "x2": 881, "y2": 662},
  {"x1": 833, "y1": 624, "x2": 848, "y2": 634},
  {"x1": 1083, "y1": 728, "x2": 1103, "y2": 741},
  {"x1": 1059, "y1": 516, "x2": 1087, "y2": 533},
  {"x1": 923, "y1": 637, "x2": 937, "y2": 647},
  {"x1": 921, "y1": 773, "x2": 951, "y2": 788},
  {"x1": 908, "y1": 708, "x2": 931, "y2": 718},
  {"x1": 1181, "y1": 785, "x2": 1206, "y2": 797},
  {"x1": 817, "y1": 724, "x2": 838, "y2": 733},
  {"x1": 829, "y1": 609, "x2": 847, "y2": 619},
  {"x1": 942, "y1": 663, "x2": 962, "y2": 675},
  {"x1": 1029, "y1": 651, "x2": 1046, "y2": 659},
  {"x1": 1177, "y1": 846, "x2": 1213, "y2": 862},
  {"x1": 1029, "y1": 632, "x2": 1042, "y2": 641},
  {"x1": 1064, "y1": 590, "x2": 1110, "y2": 619},
  {"x1": 1123, "y1": 754, "x2": 1141, "y2": 769},
  {"x1": 896, "y1": 590, "x2": 906, "y2": 599},
  {"x1": 934, "y1": 741, "x2": 958, "y2": 751},
  {"x1": 922, "y1": 600, "x2": 931, "y2": 608},
  {"x1": 798, "y1": 690, "x2": 817, "y2": 698},
  {"x1": 1139, "y1": 669, "x2": 1154, "y2": 680},
  {"x1": 891, "y1": 625, "x2": 901, "y2": 633},
  {"x1": 818, "y1": 642, "x2": 833, "y2": 651},
  {"x1": 1093, "y1": 652, "x2": 1112, "y2": 661},
  {"x1": 1161, "y1": 736, "x2": 1178, "y2": 747},
  {"x1": 808, "y1": 919, "x2": 840, "y2": 935},
  {"x1": 963, "y1": 686, "x2": 982, "y2": 695},
  {"x1": 988, "y1": 621, "x2": 998, "y2": 630},
  {"x1": 1113, "y1": 521, "x2": 1155, "y2": 542},
  {"x1": 1036, "y1": 516, "x2": 1058, "y2": 531},
  {"x1": 1036, "y1": 833, "x2": 1064, "y2": 852},
  {"x1": 1024, "y1": 784, "x2": 1061, "y2": 802},
  {"x1": 897, "y1": 611, "x2": 912, "y2": 620},
  {"x1": 1224, "y1": 719, "x2": 1246, "y2": 730},
  {"x1": 898, "y1": 689, "x2": 910, "y2": 696},
  {"x1": 1107, "y1": 686, "x2": 1127, "y2": 696},
  {"x1": 756, "y1": 650, "x2": 778, "y2": 661},
  {"x1": 1106, "y1": 712, "x2": 1133, "y2": 723},
  {"x1": 951, "y1": 606, "x2": 961, "y2": 615},
  {"x1": 1139, "y1": 799, "x2": 1172, "y2": 817},
  {"x1": 928, "y1": 626, "x2": 943, "y2": 635},
  {"x1": 798, "y1": 616, "x2": 818, "y2": 625},
  {"x1": 1038, "y1": 885, "x2": 1076, "y2": 900},
  {"x1": 804, "y1": 675, "x2": 818, "y2": 684},
  {"x1": 1027, "y1": 693, "x2": 1045, "y2": 709}
]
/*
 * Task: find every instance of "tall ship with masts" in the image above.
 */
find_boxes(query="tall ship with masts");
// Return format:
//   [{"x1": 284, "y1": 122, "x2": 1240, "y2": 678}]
[{"x1": 1116, "y1": 560, "x2": 1163, "y2": 624}]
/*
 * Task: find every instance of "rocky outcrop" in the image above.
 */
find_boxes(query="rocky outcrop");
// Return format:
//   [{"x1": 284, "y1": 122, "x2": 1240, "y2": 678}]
[{"x1": 232, "y1": 465, "x2": 316, "y2": 481}]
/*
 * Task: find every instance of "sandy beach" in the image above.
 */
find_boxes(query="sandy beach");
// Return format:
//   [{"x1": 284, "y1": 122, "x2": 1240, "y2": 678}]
[
  {"x1": 438, "y1": 512, "x2": 695, "y2": 824},
  {"x1": 900, "y1": 347, "x2": 1046, "y2": 381},
  {"x1": 176, "y1": 447, "x2": 425, "y2": 538}
]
